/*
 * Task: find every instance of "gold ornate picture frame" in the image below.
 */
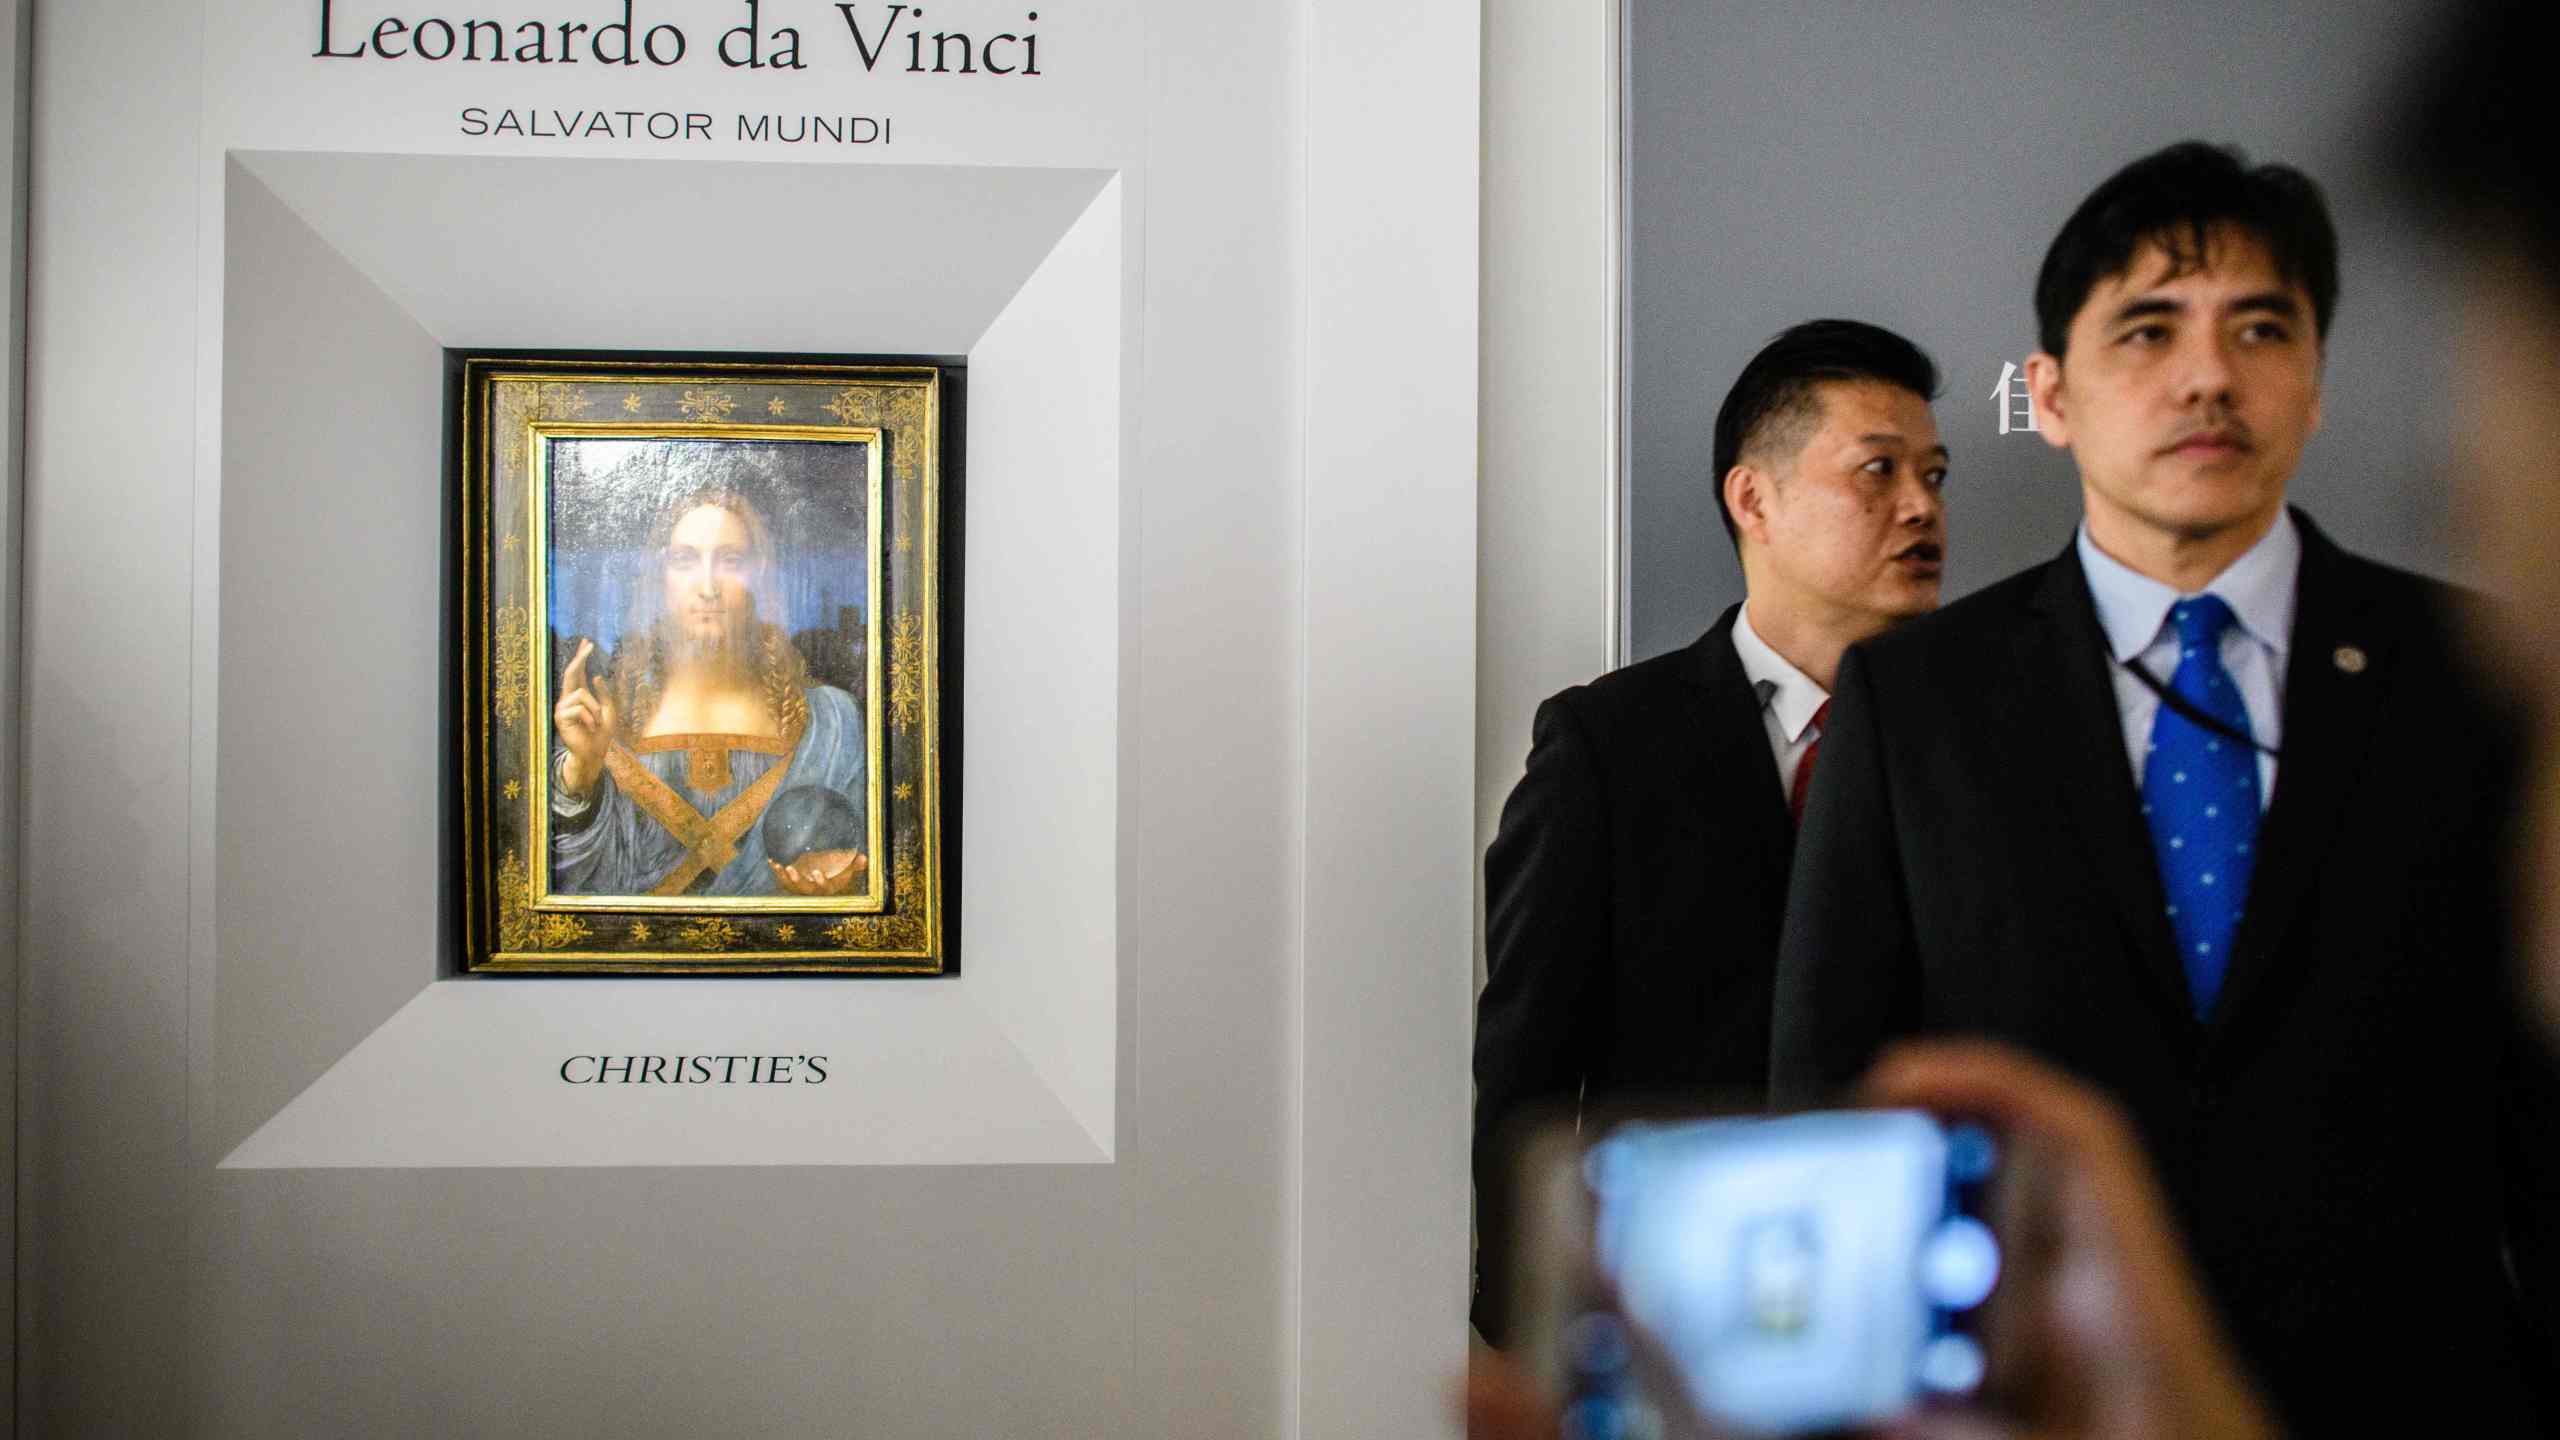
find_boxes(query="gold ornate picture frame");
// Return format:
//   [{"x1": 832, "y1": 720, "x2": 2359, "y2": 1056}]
[{"x1": 455, "y1": 354, "x2": 960, "y2": 974}]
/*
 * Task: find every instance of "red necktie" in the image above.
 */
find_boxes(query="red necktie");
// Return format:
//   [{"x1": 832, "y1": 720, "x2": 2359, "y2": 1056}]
[{"x1": 1789, "y1": 700, "x2": 1831, "y2": 827}]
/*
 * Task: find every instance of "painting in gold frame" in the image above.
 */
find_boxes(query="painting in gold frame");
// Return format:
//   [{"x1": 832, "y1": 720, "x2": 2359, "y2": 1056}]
[{"x1": 455, "y1": 353, "x2": 960, "y2": 974}]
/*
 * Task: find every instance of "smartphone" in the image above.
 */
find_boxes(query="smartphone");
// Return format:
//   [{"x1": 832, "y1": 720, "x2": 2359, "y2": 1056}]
[{"x1": 1509, "y1": 1106, "x2": 2031, "y2": 1438}]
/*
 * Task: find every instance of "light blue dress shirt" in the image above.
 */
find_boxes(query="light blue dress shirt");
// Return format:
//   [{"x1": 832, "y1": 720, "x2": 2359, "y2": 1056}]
[
  {"x1": 1731, "y1": 601, "x2": 1830, "y2": 790},
  {"x1": 2074, "y1": 510, "x2": 2298, "y2": 809}
]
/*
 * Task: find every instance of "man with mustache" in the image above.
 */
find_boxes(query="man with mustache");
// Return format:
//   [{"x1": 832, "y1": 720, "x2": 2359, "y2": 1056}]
[
  {"x1": 1473, "y1": 319, "x2": 1948, "y2": 1344},
  {"x1": 1771, "y1": 142, "x2": 2558, "y2": 1433}
]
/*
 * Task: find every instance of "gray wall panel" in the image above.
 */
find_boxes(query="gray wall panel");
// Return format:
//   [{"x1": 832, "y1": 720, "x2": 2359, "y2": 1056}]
[{"x1": 1628, "y1": 0, "x2": 2446, "y2": 660}]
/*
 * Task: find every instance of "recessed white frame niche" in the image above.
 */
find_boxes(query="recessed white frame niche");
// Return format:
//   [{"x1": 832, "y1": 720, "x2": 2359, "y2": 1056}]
[{"x1": 213, "y1": 149, "x2": 1123, "y2": 1169}]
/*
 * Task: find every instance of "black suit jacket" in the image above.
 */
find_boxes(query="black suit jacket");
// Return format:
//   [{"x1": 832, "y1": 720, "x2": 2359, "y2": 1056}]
[
  {"x1": 1473, "y1": 605, "x2": 1795, "y2": 1343},
  {"x1": 1772, "y1": 512, "x2": 2560, "y2": 1433}
]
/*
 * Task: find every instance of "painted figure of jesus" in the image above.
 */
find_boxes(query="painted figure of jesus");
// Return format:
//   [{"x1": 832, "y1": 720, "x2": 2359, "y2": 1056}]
[{"x1": 549, "y1": 487, "x2": 869, "y2": 897}]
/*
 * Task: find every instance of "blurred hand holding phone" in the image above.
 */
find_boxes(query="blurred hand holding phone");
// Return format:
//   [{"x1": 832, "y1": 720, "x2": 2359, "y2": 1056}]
[
  {"x1": 1482, "y1": 1044, "x2": 2278, "y2": 1440},
  {"x1": 1512, "y1": 1107, "x2": 2014, "y2": 1437}
]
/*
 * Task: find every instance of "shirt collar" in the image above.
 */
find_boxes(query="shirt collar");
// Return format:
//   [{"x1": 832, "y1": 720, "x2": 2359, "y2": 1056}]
[
  {"x1": 1731, "y1": 601, "x2": 1830, "y2": 743},
  {"x1": 2075, "y1": 509, "x2": 2300, "y2": 662}
]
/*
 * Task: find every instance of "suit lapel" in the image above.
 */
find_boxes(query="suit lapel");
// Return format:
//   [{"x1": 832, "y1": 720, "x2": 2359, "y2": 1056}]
[
  {"x1": 2208, "y1": 514, "x2": 2389, "y2": 1034},
  {"x1": 1687, "y1": 608, "x2": 1797, "y2": 896},
  {"x1": 2017, "y1": 551, "x2": 2198, "y2": 1026}
]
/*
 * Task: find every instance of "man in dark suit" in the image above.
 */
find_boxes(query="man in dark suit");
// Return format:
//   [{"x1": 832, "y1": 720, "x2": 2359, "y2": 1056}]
[
  {"x1": 1772, "y1": 142, "x2": 2559, "y2": 1432},
  {"x1": 1473, "y1": 319, "x2": 1949, "y2": 1343}
]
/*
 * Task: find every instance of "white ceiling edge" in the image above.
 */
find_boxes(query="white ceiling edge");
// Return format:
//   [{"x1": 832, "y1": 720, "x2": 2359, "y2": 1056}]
[{"x1": 234, "y1": 147, "x2": 1114, "y2": 354}]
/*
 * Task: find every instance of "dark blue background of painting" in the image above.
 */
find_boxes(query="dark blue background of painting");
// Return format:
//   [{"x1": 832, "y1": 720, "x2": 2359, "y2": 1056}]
[{"x1": 544, "y1": 435, "x2": 874, "y2": 692}]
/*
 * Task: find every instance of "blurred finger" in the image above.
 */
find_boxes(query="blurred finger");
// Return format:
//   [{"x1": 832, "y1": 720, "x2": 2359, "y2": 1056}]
[
  {"x1": 1876, "y1": 1413, "x2": 2016, "y2": 1440},
  {"x1": 1858, "y1": 1041, "x2": 2127, "y2": 1161},
  {"x1": 562, "y1": 637, "x2": 595, "y2": 693},
  {"x1": 1460, "y1": 1359, "x2": 1557, "y2": 1440}
]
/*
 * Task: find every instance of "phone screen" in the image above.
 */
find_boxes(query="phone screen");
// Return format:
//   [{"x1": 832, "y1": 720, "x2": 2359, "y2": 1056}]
[{"x1": 1550, "y1": 1109, "x2": 2004, "y2": 1437}]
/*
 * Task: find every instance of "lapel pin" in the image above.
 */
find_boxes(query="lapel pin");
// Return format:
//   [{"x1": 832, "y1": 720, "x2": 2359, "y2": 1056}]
[{"x1": 2333, "y1": 645, "x2": 2367, "y2": 675}]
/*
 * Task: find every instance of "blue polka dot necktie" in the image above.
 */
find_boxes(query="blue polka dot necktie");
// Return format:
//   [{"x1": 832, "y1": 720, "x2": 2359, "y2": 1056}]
[{"x1": 2141, "y1": 595, "x2": 2260, "y2": 1018}]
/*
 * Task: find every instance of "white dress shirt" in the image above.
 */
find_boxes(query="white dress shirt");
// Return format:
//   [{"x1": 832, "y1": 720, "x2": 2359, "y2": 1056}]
[
  {"x1": 1730, "y1": 602, "x2": 1831, "y2": 791},
  {"x1": 2075, "y1": 510, "x2": 2298, "y2": 808}
]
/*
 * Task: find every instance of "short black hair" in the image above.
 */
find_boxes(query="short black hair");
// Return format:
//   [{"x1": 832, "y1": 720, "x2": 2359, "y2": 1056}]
[
  {"x1": 1711, "y1": 319, "x2": 1940, "y2": 551},
  {"x1": 2386, "y1": 5, "x2": 2556, "y2": 277},
  {"x1": 2033, "y1": 141, "x2": 2339, "y2": 359}
]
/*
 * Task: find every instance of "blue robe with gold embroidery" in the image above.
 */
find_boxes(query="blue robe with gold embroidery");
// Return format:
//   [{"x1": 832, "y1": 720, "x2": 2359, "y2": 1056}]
[{"x1": 550, "y1": 684, "x2": 866, "y2": 896}]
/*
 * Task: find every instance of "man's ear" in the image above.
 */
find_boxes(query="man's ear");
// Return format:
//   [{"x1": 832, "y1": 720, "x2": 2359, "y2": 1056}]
[
  {"x1": 1724, "y1": 463, "x2": 1771, "y2": 547},
  {"x1": 2025, "y1": 352, "x2": 2071, "y2": 450}
]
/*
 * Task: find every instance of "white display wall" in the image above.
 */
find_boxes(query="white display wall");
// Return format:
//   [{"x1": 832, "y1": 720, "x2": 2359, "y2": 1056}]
[{"x1": 15, "y1": 2, "x2": 1475, "y2": 1433}]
